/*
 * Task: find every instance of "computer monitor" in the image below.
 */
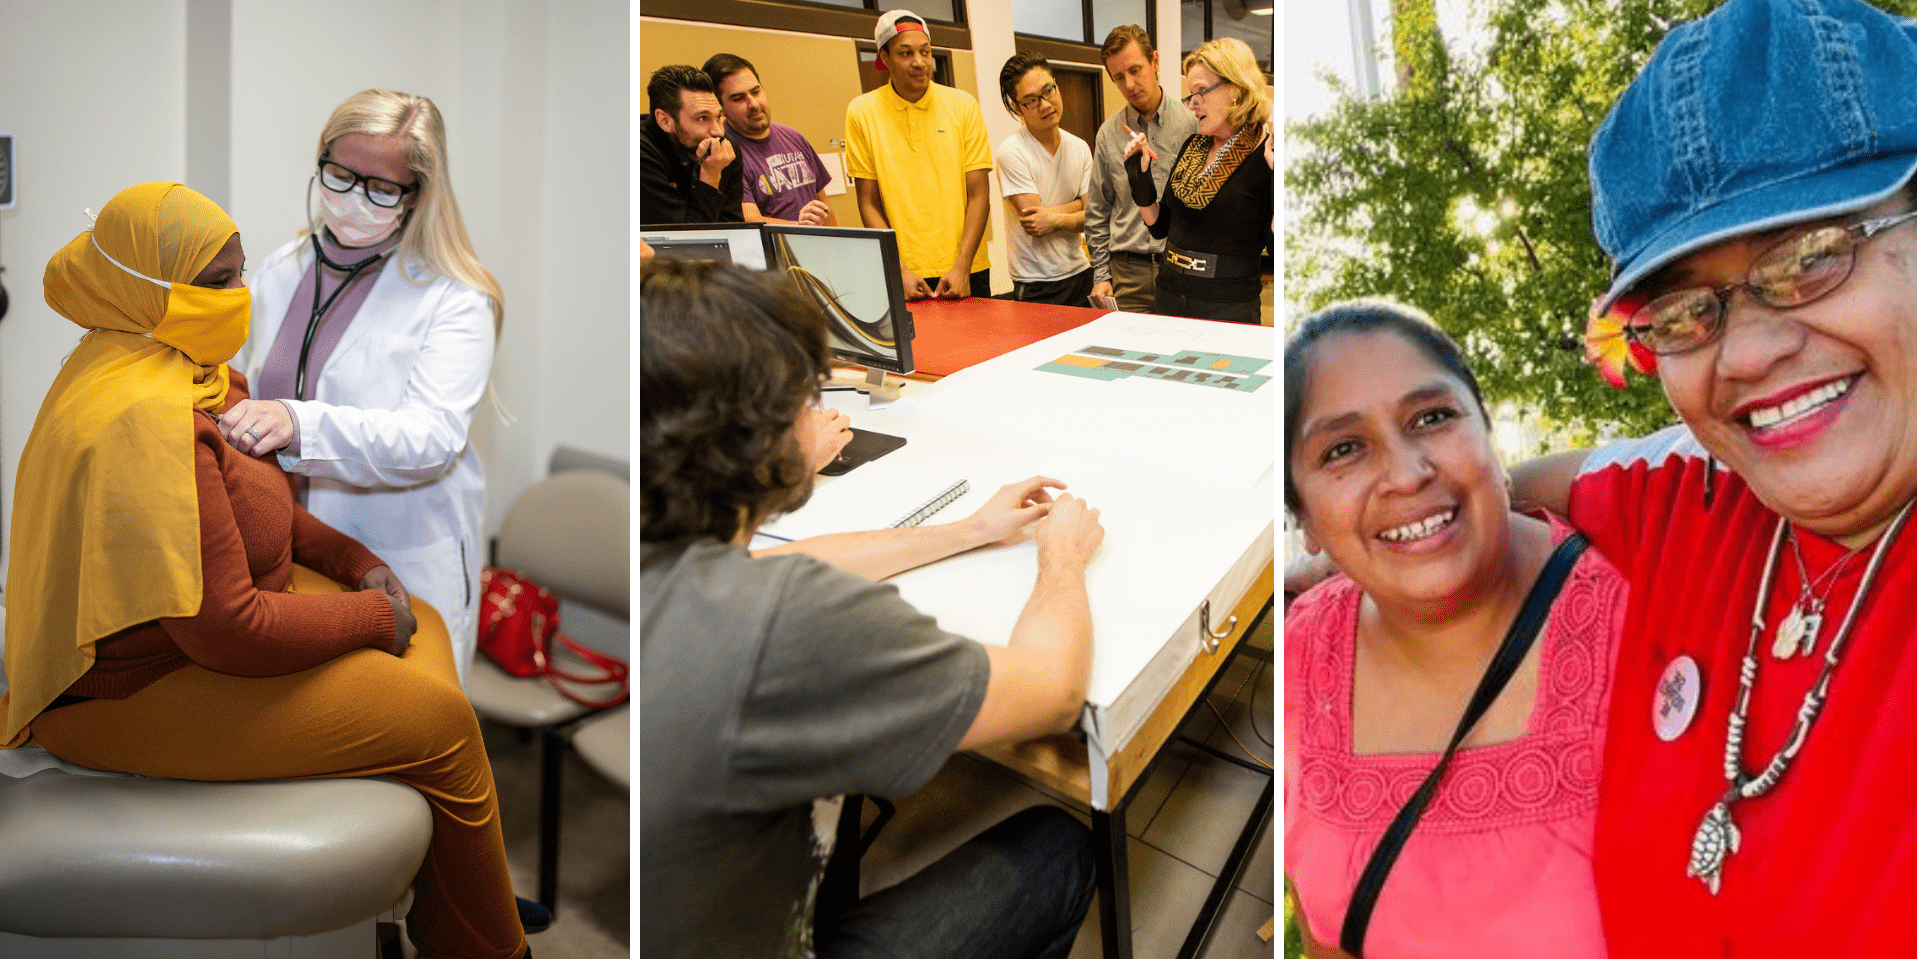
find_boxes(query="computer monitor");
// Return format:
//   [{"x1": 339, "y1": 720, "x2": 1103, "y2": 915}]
[
  {"x1": 638, "y1": 222, "x2": 769, "y2": 271},
  {"x1": 764, "y1": 225, "x2": 915, "y2": 386}
]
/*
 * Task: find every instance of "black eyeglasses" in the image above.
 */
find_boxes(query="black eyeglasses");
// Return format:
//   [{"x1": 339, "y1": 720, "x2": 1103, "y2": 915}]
[
  {"x1": 1625, "y1": 209, "x2": 1917, "y2": 355},
  {"x1": 1017, "y1": 82, "x2": 1059, "y2": 112},
  {"x1": 318, "y1": 158, "x2": 418, "y2": 209}
]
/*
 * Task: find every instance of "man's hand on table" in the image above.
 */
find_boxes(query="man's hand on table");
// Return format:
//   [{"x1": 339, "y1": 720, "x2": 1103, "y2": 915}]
[
  {"x1": 961, "y1": 476, "x2": 1066, "y2": 546},
  {"x1": 933, "y1": 265, "x2": 972, "y2": 300},
  {"x1": 806, "y1": 407, "x2": 855, "y2": 473},
  {"x1": 901, "y1": 266, "x2": 934, "y2": 301},
  {"x1": 1035, "y1": 493, "x2": 1104, "y2": 571}
]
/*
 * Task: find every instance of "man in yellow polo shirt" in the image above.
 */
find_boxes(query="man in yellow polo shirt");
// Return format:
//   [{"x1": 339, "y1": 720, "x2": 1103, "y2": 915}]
[{"x1": 845, "y1": 9, "x2": 993, "y2": 300}]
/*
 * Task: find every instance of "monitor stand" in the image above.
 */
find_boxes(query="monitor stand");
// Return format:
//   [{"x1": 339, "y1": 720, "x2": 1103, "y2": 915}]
[
  {"x1": 855, "y1": 366, "x2": 900, "y2": 403},
  {"x1": 826, "y1": 366, "x2": 902, "y2": 402}
]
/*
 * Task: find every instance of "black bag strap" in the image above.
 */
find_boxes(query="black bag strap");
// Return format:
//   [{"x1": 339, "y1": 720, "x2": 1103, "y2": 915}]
[{"x1": 1338, "y1": 531, "x2": 1589, "y2": 957}]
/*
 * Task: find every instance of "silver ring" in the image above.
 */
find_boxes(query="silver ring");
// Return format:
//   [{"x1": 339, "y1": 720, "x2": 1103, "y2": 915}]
[{"x1": 246, "y1": 428, "x2": 263, "y2": 442}]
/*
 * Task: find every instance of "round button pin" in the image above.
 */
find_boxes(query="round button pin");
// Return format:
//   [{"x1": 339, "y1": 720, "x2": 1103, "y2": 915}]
[{"x1": 1654, "y1": 655, "x2": 1702, "y2": 742}]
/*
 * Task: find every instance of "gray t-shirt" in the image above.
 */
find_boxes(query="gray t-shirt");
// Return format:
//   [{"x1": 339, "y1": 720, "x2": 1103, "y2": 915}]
[{"x1": 640, "y1": 539, "x2": 990, "y2": 959}]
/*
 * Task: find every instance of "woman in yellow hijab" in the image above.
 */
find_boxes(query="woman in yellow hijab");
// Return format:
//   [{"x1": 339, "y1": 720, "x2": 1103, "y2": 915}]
[{"x1": 3, "y1": 182, "x2": 532, "y2": 959}]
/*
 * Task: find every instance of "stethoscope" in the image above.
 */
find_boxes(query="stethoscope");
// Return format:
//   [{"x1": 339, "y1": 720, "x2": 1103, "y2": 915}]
[{"x1": 295, "y1": 174, "x2": 398, "y2": 400}]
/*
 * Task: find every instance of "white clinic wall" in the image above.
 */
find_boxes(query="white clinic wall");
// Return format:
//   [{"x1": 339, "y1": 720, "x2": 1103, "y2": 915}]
[
  {"x1": 0, "y1": 0, "x2": 628, "y2": 577},
  {"x1": 0, "y1": 1, "x2": 191, "y2": 578}
]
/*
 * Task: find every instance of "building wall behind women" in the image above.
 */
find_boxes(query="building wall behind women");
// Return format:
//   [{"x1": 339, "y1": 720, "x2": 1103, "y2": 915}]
[{"x1": 0, "y1": 0, "x2": 628, "y2": 581}]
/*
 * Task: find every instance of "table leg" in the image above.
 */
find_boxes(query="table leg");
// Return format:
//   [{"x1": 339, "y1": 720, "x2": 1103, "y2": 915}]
[{"x1": 1093, "y1": 803, "x2": 1133, "y2": 959}]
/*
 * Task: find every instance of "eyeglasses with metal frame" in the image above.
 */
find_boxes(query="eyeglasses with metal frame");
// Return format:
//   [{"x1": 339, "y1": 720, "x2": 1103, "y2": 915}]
[
  {"x1": 1181, "y1": 81, "x2": 1234, "y2": 110},
  {"x1": 1624, "y1": 209, "x2": 1917, "y2": 355},
  {"x1": 317, "y1": 158, "x2": 418, "y2": 209}
]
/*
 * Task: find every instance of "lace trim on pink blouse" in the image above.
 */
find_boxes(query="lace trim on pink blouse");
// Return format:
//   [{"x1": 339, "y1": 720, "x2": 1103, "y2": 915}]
[{"x1": 1292, "y1": 539, "x2": 1624, "y2": 835}]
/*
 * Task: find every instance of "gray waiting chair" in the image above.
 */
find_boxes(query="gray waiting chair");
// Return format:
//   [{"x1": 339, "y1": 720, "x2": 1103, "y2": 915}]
[{"x1": 465, "y1": 468, "x2": 629, "y2": 910}]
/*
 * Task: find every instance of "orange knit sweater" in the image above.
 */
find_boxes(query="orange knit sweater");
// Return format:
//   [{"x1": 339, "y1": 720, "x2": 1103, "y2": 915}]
[{"x1": 68, "y1": 387, "x2": 395, "y2": 700}]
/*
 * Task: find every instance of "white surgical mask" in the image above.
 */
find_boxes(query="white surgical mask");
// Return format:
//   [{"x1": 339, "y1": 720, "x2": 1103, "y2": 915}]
[{"x1": 317, "y1": 183, "x2": 407, "y2": 247}]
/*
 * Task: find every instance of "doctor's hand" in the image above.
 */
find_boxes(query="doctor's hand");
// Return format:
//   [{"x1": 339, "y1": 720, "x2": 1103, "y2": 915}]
[
  {"x1": 696, "y1": 135, "x2": 735, "y2": 187},
  {"x1": 963, "y1": 476, "x2": 1066, "y2": 546},
  {"x1": 360, "y1": 565, "x2": 412, "y2": 611},
  {"x1": 806, "y1": 407, "x2": 854, "y2": 473},
  {"x1": 933, "y1": 265, "x2": 972, "y2": 299},
  {"x1": 219, "y1": 399, "x2": 298, "y2": 457},
  {"x1": 900, "y1": 266, "x2": 933, "y2": 301}
]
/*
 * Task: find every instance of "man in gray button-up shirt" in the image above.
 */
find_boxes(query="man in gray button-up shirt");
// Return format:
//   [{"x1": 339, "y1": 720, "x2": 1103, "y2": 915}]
[{"x1": 1087, "y1": 26, "x2": 1197, "y2": 313}]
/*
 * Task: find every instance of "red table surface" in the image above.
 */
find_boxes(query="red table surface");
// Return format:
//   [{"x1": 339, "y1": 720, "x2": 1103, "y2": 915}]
[{"x1": 900, "y1": 298, "x2": 1110, "y2": 378}]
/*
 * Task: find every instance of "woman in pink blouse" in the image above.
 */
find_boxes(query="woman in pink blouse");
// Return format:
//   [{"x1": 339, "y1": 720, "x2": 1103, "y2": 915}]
[{"x1": 1283, "y1": 300, "x2": 1626, "y2": 958}]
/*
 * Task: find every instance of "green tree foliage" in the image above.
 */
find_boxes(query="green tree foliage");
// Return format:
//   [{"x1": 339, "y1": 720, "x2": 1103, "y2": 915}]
[{"x1": 1288, "y1": 0, "x2": 1917, "y2": 438}]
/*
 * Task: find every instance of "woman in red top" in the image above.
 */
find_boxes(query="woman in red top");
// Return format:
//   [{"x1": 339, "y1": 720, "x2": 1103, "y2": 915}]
[
  {"x1": 0, "y1": 182, "x2": 531, "y2": 959},
  {"x1": 1530, "y1": 0, "x2": 1917, "y2": 951}
]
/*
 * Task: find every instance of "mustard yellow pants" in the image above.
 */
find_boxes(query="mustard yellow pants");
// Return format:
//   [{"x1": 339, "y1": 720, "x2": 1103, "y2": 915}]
[{"x1": 30, "y1": 572, "x2": 527, "y2": 959}]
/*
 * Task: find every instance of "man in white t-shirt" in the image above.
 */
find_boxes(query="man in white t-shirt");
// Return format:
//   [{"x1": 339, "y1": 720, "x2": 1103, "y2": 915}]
[{"x1": 994, "y1": 53, "x2": 1095, "y2": 306}]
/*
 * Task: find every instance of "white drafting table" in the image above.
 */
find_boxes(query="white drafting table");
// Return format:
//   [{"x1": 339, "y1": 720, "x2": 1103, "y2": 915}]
[{"x1": 811, "y1": 311, "x2": 1276, "y2": 959}]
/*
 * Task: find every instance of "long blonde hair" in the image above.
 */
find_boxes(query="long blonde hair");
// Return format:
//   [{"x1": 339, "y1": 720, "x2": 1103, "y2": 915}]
[
  {"x1": 317, "y1": 88, "x2": 504, "y2": 334},
  {"x1": 1181, "y1": 38, "x2": 1271, "y2": 135}
]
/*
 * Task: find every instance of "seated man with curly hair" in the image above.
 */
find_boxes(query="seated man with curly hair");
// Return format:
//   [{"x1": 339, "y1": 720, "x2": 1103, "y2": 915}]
[{"x1": 639, "y1": 258, "x2": 1101, "y2": 959}]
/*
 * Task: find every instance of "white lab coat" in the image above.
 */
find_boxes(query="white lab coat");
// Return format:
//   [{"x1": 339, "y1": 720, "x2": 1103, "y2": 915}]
[{"x1": 239, "y1": 236, "x2": 494, "y2": 684}]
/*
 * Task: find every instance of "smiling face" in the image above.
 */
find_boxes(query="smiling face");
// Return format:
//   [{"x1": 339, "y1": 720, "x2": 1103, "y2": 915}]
[
  {"x1": 880, "y1": 31, "x2": 934, "y2": 101},
  {"x1": 1104, "y1": 41, "x2": 1161, "y2": 116},
  {"x1": 1289, "y1": 330, "x2": 1513, "y2": 610},
  {"x1": 1012, "y1": 66, "x2": 1061, "y2": 134},
  {"x1": 1184, "y1": 63, "x2": 1235, "y2": 139},
  {"x1": 1647, "y1": 194, "x2": 1917, "y2": 546},
  {"x1": 718, "y1": 69, "x2": 772, "y2": 140}
]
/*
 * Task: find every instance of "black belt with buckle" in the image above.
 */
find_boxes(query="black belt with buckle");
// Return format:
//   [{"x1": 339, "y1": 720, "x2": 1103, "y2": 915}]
[{"x1": 1158, "y1": 241, "x2": 1260, "y2": 281}]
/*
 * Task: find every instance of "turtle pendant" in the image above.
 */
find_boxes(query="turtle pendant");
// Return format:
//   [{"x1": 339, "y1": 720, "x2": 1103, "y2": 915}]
[{"x1": 1687, "y1": 799, "x2": 1741, "y2": 895}]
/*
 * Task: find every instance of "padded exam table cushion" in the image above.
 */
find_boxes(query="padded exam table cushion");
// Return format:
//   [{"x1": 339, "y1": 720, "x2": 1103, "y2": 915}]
[{"x1": 0, "y1": 759, "x2": 431, "y2": 938}]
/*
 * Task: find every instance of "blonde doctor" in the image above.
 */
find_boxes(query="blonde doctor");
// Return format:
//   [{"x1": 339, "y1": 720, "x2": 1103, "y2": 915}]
[{"x1": 222, "y1": 88, "x2": 501, "y2": 683}]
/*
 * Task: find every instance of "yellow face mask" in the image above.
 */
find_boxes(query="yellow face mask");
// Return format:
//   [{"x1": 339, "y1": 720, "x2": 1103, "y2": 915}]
[{"x1": 90, "y1": 233, "x2": 250, "y2": 366}]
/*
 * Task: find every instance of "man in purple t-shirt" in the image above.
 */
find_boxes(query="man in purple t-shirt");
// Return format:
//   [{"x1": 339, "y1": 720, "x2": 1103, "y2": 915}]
[{"x1": 704, "y1": 53, "x2": 837, "y2": 226}]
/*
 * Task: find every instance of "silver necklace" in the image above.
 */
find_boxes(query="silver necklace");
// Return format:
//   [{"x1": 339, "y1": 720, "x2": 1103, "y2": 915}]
[
  {"x1": 1687, "y1": 499, "x2": 1915, "y2": 895},
  {"x1": 1771, "y1": 530, "x2": 1866, "y2": 660}
]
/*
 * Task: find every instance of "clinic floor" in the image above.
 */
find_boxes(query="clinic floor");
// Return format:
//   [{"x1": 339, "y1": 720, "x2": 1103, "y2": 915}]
[{"x1": 862, "y1": 611, "x2": 1277, "y2": 959}]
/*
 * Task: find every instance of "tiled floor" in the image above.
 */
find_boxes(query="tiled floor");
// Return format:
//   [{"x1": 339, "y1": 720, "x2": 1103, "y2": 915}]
[{"x1": 860, "y1": 612, "x2": 1277, "y2": 959}]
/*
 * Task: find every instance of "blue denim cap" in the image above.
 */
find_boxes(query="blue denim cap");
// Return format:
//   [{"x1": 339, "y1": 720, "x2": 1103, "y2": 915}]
[{"x1": 1590, "y1": 0, "x2": 1917, "y2": 313}]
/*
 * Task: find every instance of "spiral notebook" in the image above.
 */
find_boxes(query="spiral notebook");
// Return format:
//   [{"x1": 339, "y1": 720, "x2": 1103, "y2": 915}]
[{"x1": 756, "y1": 461, "x2": 970, "y2": 542}]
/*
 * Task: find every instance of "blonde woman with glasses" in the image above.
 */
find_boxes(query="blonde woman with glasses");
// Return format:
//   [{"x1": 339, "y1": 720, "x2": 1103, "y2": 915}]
[
  {"x1": 1121, "y1": 37, "x2": 1273, "y2": 323},
  {"x1": 224, "y1": 88, "x2": 504, "y2": 688}
]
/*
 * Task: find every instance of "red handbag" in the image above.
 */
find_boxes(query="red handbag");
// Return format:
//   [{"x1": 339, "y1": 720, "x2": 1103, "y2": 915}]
[{"x1": 478, "y1": 566, "x2": 629, "y2": 709}]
